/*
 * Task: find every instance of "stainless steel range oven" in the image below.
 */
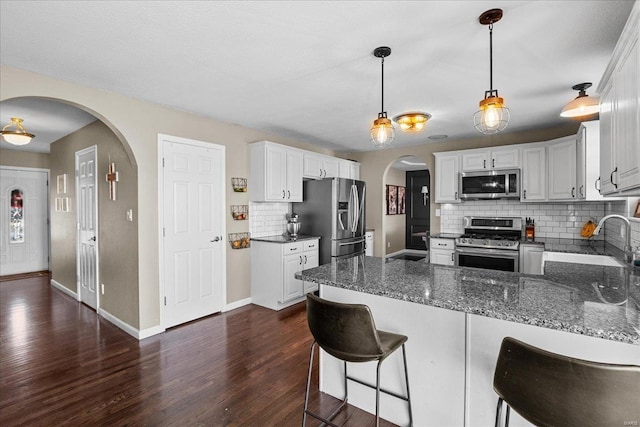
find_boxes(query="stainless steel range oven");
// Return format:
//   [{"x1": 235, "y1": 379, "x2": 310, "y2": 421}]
[{"x1": 455, "y1": 217, "x2": 522, "y2": 272}]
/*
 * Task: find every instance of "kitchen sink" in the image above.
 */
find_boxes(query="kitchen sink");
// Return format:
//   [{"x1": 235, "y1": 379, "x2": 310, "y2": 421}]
[{"x1": 542, "y1": 252, "x2": 624, "y2": 267}]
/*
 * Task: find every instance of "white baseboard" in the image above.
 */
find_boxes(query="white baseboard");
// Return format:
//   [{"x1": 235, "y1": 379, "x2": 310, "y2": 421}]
[
  {"x1": 50, "y1": 279, "x2": 78, "y2": 300},
  {"x1": 224, "y1": 297, "x2": 252, "y2": 312},
  {"x1": 138, "y1": 325, "x2": 165, "y2": 339},
  {"x1": 98, "y1": 308, "x2": 138, "y2": 338}
]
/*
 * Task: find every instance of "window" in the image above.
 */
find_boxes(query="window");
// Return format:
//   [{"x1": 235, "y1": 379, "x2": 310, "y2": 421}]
[{"x1": 10, "y1": 189, "x2": 24, "y2": 243}]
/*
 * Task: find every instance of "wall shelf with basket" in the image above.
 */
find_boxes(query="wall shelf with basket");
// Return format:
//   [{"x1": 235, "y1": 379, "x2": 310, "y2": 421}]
[
  {"x1": 232, "y1": 177, "x2": 247, "y2": 192},
  {"x1": 229, "y1": 232, "x2": 250, "y2": 249},
  {"x1": 231, "y1": 205, "x2": 248, "y2": 220}
]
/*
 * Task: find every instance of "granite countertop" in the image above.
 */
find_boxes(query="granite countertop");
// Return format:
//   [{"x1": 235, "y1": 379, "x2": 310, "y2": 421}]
[
  {"x1": 251, "y1": 234, "x2": 320, "y2": 244},
  {"x1": 296, "y1": 256, "x2": 640, "y2": 345}
]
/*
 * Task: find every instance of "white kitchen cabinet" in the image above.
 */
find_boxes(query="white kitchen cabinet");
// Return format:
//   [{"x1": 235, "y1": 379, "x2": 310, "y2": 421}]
[
  {"x1": 250, "y1": 141, "x2": 303, "y2": 202},
  {"x1": 430, "y1": 237, "x2": 455, "y2": 265},
  {"x1": 598, "y1": 3, "x2": 640, "y2": 195},
  {"x1": 547, "y1": 136, "x2": 577, "y2": 200},
  {"x1": 461, "y1": 147, "x2": 520, "y2": 171},
  {"x1": 338, "y1": 159, "x2": 360, "y2": 180},
  {"x1": 303, "y1": 153, "x2": 339, "y2": 179},
  {"x1": 251, "y1": 238, "x2": 320, "y2": 311},
  {"x1": 576, "y1": 121, "x2": 615, "y2": 200},
  {"x1": 521, "y1": 145, "x2": 547, "y2": 202},
  {"x1": 434, "y1": 152, "x2": 460, "y2": 203},
  {"x1": 519, "y1": 244, "x2": 544, "y2": 275}
]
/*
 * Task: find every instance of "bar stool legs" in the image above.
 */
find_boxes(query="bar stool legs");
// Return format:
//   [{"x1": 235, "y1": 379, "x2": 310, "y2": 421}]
[
  {"x1": 302, "y1": 341, "x2": 413, "y2": 427},
  {"x1": 494, "y1": 397, "x2": 510, "y2": 427}
]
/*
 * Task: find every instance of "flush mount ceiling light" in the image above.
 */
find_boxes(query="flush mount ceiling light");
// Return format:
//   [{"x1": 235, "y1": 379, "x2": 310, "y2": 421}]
[
  {"x1": 1, "y1": 117, "x2": 35, "y2": 146},
  {"x1": 370, "y1": 46, "x2": 395, "y2": 148},
  {"x1": 393, "y1": 112, "x2": 432, "y2": 133},
  {"x1": 473, "y1": 9, "x2": 510, "y2": 135},
  {"x1": 560, "y1": 82, "x2": 600, "y2": 117}
]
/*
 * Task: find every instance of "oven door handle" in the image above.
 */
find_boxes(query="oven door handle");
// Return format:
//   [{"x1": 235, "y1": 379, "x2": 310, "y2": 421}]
[{"x1": 455, "y1": 246, "x2": 519, "y2": 259}]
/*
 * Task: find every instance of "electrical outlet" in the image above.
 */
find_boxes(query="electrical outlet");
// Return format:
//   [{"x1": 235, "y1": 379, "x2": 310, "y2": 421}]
[
  {"x1": 101, "y1": 283, "x2": 105, "y2": 295},
  {"x1": 435, "y1": 209, "x2": 441, "y2": 217}
]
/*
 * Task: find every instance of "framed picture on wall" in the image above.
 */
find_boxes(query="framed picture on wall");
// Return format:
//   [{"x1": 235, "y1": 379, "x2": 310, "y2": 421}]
[
  {"x1": 386, "y1": 185, "x2": 397, "y2": 215},
  {"x1": 634, "y1": 200, "x2": 640, "y2": 218},
  {"x1": 397, "y1": 186, "x2": 406, "y2": 214}
]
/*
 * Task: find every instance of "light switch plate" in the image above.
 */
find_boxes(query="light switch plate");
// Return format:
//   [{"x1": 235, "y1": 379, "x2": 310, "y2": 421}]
[
  {"x1": 435, "y1": 209, "x2": 441, "y2": 217},
  {"x1": 126, "y1": 209, "x2": 133, "y2": 221}
]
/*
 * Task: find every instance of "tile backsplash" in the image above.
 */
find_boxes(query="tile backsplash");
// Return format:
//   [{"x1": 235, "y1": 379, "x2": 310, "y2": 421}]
[
  {"x1": 249, "y1": 202, "x2": 291, "y2": 238},
  {"x1": 440, "y1": 198, "x2": 640, "y2": 251}
]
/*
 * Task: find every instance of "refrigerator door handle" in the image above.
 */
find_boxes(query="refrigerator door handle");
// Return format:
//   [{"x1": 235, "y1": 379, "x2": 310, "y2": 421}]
[
  {"x1": 351, "y1": 184, "x2": 358, "y2": 232},
  {"x1": 338, "y1": 238, "x2": 365, "y2": 246}
]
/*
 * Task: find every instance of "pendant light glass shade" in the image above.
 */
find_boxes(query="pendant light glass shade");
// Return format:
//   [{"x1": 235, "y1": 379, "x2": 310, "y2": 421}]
[
  {"x1": 474, "y1": 9, "x2": 510, "y2": 135},
  {"x1": 371, "y1": 113, "x2": 395, "y2": 148},
  {"x1": 560, "y1": 82, "x2": 599, "y2": 117},
  {"x1": 370, "y1": 46, "x2": 395, "y2": 148},
  {"x1": 393, "y1": 112, "x2": 431, "y2": 133},
  {"x1": 1, "y1": 117, "x2": 35, "y2": 146},
  {"x1": 474, "y1": 92, "x2": 510, "y2": 134}
]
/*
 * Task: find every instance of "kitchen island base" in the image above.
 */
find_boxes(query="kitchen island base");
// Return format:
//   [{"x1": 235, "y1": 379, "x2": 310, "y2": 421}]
[{"x1": 320, "y1": 285, "x2": 640, "y2": 427}]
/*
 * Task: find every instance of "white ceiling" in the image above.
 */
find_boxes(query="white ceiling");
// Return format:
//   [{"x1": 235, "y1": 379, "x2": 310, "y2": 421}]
[{"x1": 0, "y1": 1, "x2": 635, "y2": 153}]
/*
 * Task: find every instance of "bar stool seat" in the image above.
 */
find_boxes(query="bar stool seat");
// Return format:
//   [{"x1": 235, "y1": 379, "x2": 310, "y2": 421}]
[
  {"x1": 303, "y1": 293, "x2": 413, "y2": 427},
  {"x1": 493, "y1": 336, "x2": 640, "y2": 427}
]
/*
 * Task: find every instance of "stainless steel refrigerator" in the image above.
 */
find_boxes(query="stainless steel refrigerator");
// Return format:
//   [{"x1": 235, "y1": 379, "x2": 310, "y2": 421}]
[{"x1": 293, "y1": 178, "x2": 366, "y2": 265}]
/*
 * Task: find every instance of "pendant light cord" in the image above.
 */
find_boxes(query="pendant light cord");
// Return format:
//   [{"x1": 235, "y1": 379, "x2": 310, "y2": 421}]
[
  {"x1": 381, "y1": 56, "x2": 385, "y2": 113},
  {"x1": 489, "y1": 22, "x2": 493, "y2": 92}
]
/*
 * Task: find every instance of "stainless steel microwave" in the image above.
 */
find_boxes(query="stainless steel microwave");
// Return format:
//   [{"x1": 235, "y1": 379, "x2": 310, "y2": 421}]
[{"x1": 459, "y1": 169, "x2": 520, "y2": 200}]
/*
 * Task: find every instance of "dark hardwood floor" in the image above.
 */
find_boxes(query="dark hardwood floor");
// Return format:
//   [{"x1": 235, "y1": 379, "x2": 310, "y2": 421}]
[{"x1": 0, "y1": 276, "x2": 397, "y2": 426}]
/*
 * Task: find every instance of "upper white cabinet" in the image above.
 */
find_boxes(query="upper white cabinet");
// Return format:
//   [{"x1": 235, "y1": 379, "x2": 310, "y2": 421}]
[
  {"x1": 577, "y1": 121, "x2": 614, "y2": 200},
  {"x1": 338, "y1": 159, "x2": 360, "y2": 180},
  {"x1": 250, "y1": 141, "x2": 303, "y2": 202},
  {"x1": 434, "y1": 152, "x2": 460, "y2": 203},
  {"x1": 303, "y1": 153, "x2": 339, "y2": 179},
  {"x1": 598, "y1": 3, "x2": 640, "y2": 195},
  {"x1": 521, "y1": 145, "x2": 547, "y2": 202},
  {"x1": 461, "y1": 147, "x2": 520, "y2": 171},
  {"x1": 547, "y1": 136, "x2": 578, "y2": 200}
]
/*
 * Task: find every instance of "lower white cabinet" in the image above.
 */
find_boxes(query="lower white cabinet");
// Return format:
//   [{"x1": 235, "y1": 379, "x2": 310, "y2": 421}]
[
  {"x1": 519, "y1": 244, "x2": 544, "y2": 275},
  {"x1": 251, "y1": 238, "x2": 319, "y2": 310},
  {"x1": 430, "y1": 237, "x2": 455, "y2": 265}
]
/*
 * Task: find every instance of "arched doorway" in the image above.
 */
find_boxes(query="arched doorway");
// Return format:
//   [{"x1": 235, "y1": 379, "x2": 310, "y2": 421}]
[
  {"x1": 381, "y1": 155, "x2": 430, "y2": 260},
  {"x1": 0, "y1": 97, "x2": 139, "y2": 322}
]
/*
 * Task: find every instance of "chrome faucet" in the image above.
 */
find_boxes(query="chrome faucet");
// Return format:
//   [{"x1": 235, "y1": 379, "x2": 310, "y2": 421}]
[{"x1": 592, "y1": 214, "x2": 633, "y2": 263}]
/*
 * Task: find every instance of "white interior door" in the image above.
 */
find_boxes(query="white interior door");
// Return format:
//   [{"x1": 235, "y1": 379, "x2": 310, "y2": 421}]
[
  {"x1": 161, "y1": 135, "x2": 225, "y2": 329},
  {"x1": 76, "y1": 146, "x2": 98, "y2": 310},
  {"x1": 0, "y1": 168, "x2": 49, "y2": 276}
]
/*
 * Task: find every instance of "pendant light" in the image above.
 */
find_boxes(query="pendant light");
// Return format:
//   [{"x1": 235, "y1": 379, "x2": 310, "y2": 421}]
[
  {"x1": 1, "y1": 117, "x2": 35, "y2": 146},
  {"x1": 473, "y1": 9, "x2": 510, "y2": 134},
  {"x1": 393, "y1": 112, "x2": 432, "y2": 133},
  {"x1": 370, "y1": 46, "x2": 395, "y2": 148},
  {"x1": 560, "y1": 82, "x2": 599, "y2": 117}
]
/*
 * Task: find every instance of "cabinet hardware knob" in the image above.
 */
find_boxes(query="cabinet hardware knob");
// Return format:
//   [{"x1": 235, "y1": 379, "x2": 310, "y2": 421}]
[
  {"x1": 304, "y1": 255, "x2": 307, "y2": 263},
  {"x1": 287, "y1": 190, "x2": 290, "y2": 199},
  {"x1": 611, "y1": 167, "x2": 618, "y2": 189},
  {"x1": 455, "y1": 191, "x2": 458, "y2": 200},
  {"x1": 492, "y1": 158, "x2": 495, "y2": 168},
  {"x1": 299, "y1": 255, "x2": 303, "y2": 265},
  {"x1": 595, "y1": 177, "x2": 601, "y2": 191},
  {"x1": 523, "y1": 189, "x2": 527, "y2": 199},
  {"x1": 451, "y1": 253, "x2": 454, "y2": 262},
  {"x1": 483, "y1": 159, "x2": 486, "y2": 169},
  {"x1": 571, "y1": 187, "x2": 575, "y2": 198},
  {"x1": 580, "y1": 185, "x2": 584, "y2": 197},
  {"x1": 282, "y1": 190, "x2": 285, "y2": 199}
]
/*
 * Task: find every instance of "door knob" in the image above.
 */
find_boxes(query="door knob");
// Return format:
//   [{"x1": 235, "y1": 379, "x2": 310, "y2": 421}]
[
  {"x1": 211, "y1": 236, "x2": 221, "y2": 242},
  {"x1": 89, "y1": 236, "x2": 96, "y2": 242}
]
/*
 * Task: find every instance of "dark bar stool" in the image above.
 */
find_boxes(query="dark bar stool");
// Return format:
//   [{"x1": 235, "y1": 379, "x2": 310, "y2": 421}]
[
  {"x1": 493, "y1": 336, "x2": 640, "y2": 427},
  {"x1": 302, "y1": 293, "x2": 413, "y2": 427}
]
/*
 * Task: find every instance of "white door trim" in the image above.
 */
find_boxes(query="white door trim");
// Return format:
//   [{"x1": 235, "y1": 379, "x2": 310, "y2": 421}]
[
  {"x1": 157, "y1": 133, "x2": 227, "y2": 329},
  {"x1": 75, "y1": 145, "x2": 99, "y2": 308}
]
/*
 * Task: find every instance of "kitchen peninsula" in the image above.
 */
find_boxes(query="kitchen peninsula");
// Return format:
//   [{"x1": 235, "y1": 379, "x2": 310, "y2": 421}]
[{"x1": 296, "y1": 256, "x2": 640, "y2": 426}]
